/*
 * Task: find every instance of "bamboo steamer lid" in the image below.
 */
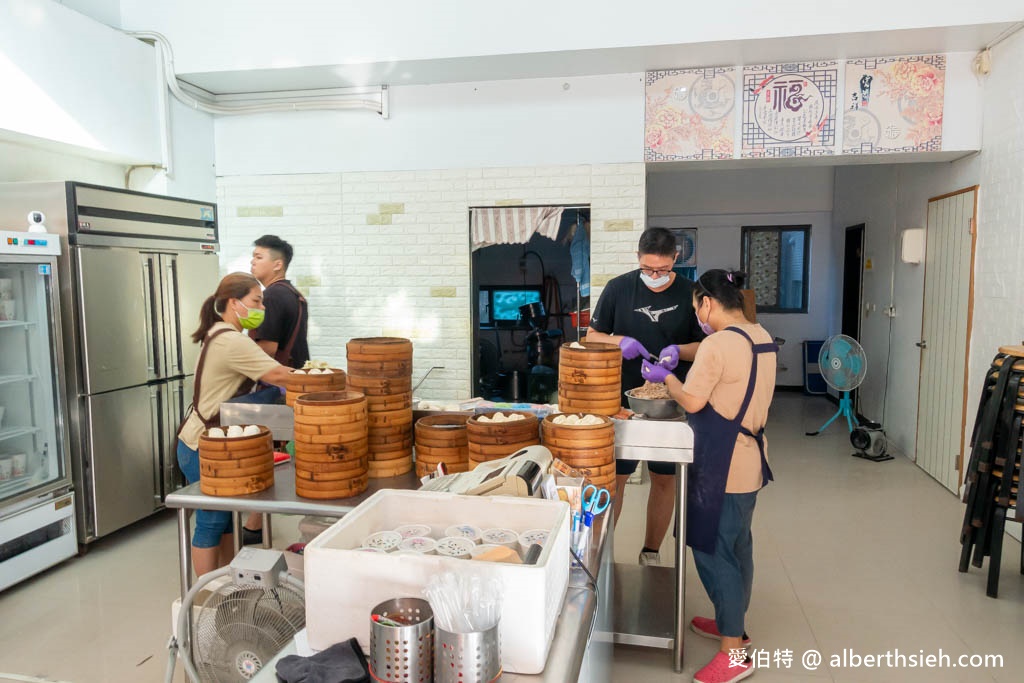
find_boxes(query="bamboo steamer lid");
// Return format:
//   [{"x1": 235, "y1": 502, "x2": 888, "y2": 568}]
[
  {"x1": 415, "y1": 414, "x2": 470, "y2": 441},
  {"x1": 285, "y1": 369, "x2": 347, "y2": 406},
  {"x1": 346, "y1": 337, "x2": 413, "y2": 359},
  {"x1": 415, "y1": 433, "x2": 469, "y2": 448}
]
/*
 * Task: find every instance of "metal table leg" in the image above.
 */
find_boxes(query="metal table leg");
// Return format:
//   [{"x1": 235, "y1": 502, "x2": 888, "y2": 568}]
[
  {"x1": 262, "y1": 512, "x2": 273, "y2": 549},
  {"x1": 674, "y1": 462, "x2": 688, "y2": 673},
  {"x1": 232, "y1": 511, "x2": 243, "y2": 555},
  {"x1": 178, "y1": 507, "x2": 192, "y2": 599}
]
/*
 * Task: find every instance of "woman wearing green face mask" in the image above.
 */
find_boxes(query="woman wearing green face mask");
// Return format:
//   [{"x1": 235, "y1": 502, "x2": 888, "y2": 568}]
[{"x1": 176, "y1": 273, "x2": 294, "y2": 576}]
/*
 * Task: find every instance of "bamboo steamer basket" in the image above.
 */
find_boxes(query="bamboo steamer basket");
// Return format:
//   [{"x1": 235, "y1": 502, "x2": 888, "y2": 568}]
[
  {"x1": 558, "y1": 342, "x2": 623, "y2": 416},
  {"x1": 364, "y1": 392, "x2": 414, "y2": 412},
  {"x1": 198, "y1": 426, "x2": 274, "y2": 496},
  {"x1": 285, "y1": 368, "x2": 346, "y2": 406},
  {"x1": 414, "y1": 414, "x2": 470, "y2": 476},
  {"x1": 293, "y1": 391, "x2": 369, "y2": 497},
  {"x1": 295, "y1": 473, "x2": 370, "y2": 500},
  {"x1": 542, "y1": 413, "x2": 616, "y2": 496},
  {"x1": 466, "y1": 411, "x2": 539, "y2": 468},
  {"x1": 346, "y1": 358, "x2": 413, "y2": 378},
  {"x1": 368, "y1": 457, "x2": 414, "y2": 478},
  {"x1": 346, "y1": 375, "x2": 414, "y2": 396}
]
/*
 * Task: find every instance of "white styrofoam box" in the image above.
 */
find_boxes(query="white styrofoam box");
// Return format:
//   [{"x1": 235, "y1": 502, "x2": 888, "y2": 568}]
[{"x1": 304, "y1": 489, "x2": 571, "y2": 674}]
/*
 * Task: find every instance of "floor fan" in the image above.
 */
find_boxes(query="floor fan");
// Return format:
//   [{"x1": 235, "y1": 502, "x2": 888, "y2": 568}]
[{"x1": 806, "y1": 334, "x2": 867, "y2": 436}]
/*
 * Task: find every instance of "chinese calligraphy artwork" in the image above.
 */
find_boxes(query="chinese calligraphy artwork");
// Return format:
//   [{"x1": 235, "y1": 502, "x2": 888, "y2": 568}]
[
  {"x1": 645, "y1": 68, "x2": 736, "y2": 161},
  {"x1": 843, "y1": 55, "x2": 945, "y2": 154},
  {"x1": 742, "y1": 62, "x2": 838, "y2": 158}
]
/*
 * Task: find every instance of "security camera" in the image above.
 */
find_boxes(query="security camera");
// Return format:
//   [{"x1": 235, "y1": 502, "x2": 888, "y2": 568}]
[{"x1": 27, "y1": 211, "x2": 47, "y2": 233}]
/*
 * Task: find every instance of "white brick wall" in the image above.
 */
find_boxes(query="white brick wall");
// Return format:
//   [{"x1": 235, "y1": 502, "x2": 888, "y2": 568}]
[
  {"x1": 967, "y1": 30, "x2": 1024, "y2": 433},
  {"x1": 217, "y1": 164, "x2": 646, "y2": 399}
]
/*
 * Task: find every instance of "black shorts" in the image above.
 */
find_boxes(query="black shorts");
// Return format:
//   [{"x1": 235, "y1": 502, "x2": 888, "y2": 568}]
[{"x1": 615, "y1": 458, "x2": 678, "y2": 476}]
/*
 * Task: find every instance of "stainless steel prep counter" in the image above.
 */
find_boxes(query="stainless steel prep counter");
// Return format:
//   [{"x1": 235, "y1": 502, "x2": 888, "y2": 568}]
[{"x1": 165, "y1": 464, "x2": 613, "y2": 683}]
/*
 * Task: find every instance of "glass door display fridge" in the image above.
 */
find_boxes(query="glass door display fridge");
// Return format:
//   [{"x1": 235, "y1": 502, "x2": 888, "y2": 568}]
[{"x1": 0, "y1": 230, "x2": 75, "y2": 592}]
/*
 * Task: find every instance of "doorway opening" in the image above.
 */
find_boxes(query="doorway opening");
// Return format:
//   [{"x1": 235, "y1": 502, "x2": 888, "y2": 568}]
[
  {"x1": 842, "y1": 224, "x2": 865, "y2": 411},
  {"x1": 470, "y1": 206, "x2": 590, "y2": 403}
]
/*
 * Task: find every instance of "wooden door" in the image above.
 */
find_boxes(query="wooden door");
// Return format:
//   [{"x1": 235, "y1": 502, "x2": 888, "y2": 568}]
[{"x1": 916, "y1": 187, "x2": 977, "y2": 492}]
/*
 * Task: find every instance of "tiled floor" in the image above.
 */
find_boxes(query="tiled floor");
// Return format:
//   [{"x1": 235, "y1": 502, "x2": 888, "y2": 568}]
[{"x1": 1, "y1": 393, "x2": 1022, "y2": 682}]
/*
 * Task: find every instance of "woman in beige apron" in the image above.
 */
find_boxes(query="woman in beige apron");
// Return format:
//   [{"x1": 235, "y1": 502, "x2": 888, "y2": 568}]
[
  {"x1": 642, "y1": 269, "x2": 778, "y2": 683},
  {"x1": 176, "y1": 273, "x2": 292, "y2": 575}
]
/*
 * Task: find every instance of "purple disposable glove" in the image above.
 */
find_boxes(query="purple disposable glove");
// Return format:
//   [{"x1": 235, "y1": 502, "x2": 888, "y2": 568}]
[
  {"x1": 641, "y1": 359, "x2": 672, "y2": 383},
  {"x1": 619, "y1": 336, "x2": 651, "y2": 361},
  {"x1": 657, "y1": 344, "x2": 680, "y2": 370}
]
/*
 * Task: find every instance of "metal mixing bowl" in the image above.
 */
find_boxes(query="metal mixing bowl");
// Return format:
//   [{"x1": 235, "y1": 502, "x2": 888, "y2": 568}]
[{"x1": 625, "y1": 389, "x2": 685, "y2": 420}]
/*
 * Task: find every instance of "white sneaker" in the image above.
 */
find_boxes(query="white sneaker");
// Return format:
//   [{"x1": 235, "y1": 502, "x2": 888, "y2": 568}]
[{"x1": 639, "y1": 550, "x2": 661, "y2": 566}]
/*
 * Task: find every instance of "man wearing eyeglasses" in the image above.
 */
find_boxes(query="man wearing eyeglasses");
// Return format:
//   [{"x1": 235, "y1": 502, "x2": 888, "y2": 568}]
[{"x1": 586, "y1": 227, "x2": 704, "y2": 566}]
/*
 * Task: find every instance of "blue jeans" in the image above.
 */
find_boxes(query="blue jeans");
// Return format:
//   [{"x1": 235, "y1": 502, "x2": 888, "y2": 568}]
[
  {"x1": 176, "y1": 440, "x2": 232, "y2": 548},
  {"x1": 227, "y1": 385, "x2": 284, "y2": 405},
  {"x1": 692, "y1": 491, "x2": 757, "y2": 638}
]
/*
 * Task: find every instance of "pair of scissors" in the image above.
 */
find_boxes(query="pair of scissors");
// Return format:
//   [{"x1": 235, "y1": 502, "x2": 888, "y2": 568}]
[{"x1": 582, "y1": 484, "x2": 611, "y2": 516}]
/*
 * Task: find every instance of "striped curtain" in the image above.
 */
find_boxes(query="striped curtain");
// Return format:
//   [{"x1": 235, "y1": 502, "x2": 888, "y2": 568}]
[{"x1": 470, "y1": 206, "x2": 564, "y2": 250}]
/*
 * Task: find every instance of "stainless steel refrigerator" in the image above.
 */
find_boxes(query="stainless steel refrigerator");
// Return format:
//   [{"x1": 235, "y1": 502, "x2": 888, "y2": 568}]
[{"x1": 0, "y1": 182, "x2": 221, "y2": 543}]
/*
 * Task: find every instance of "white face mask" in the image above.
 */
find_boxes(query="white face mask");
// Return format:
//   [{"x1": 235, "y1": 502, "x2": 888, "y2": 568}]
[{"x1": 640, "y1": 272, "x2": 671, "y2": 288}]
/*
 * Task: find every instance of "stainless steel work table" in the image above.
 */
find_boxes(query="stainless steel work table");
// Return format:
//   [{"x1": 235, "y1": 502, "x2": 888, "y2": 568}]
[
  {"x1": 611, "y1": 416, "x2": 694, "y2": 673},
  {"x1": 242, "y1": 487, "x2": 615, "y2": 683},
  {"x1": 167, "y1": 465, "x2": 613, "y2": 682},
  {"x1": 165, "y1": 465, "x2": 422, "y2": 598}
]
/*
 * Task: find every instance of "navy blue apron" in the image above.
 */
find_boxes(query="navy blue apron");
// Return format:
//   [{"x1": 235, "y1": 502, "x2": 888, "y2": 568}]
[{"x1": 686, "y1": 327, "x2": 777, "y2": 554}]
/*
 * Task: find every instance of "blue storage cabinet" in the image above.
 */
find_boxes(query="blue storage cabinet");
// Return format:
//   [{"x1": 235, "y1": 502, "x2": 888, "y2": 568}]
[{"x1": 803, "y1": 340, "x2": 827, "y2": 395}]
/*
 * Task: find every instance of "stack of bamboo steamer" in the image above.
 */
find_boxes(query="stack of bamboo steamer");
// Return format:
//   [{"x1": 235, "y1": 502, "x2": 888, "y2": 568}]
[
  {"x1": 284, "y1": 368, "x2": 346, "y2": 406},
  {"x1": 198, "y1": 426, "x2": 274, "y2": 496},
  {"x1": 346, "y1": 337, "x2": 414, "y2": 478},
  {"x1": 293, "y1": 391, "x2": 369, "y2": 499},
  {"x1": 541, "y1": 413, "x2": 616, "y2": 496},
  {"x1": 414, "y1": 414, "x2": 470, "y2": 478},
  {"x1": 466, "y1": 411, "x2": 540, "y2": 470},
  {"x1": 558, "y1": 341, "x2": 623, "y2": 416}
]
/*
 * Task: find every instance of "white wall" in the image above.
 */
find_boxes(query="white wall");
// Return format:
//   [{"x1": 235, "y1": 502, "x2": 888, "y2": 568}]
[
  {"x1": 0, "y1": 139, "x2": 125, "y2": 187},
  {"x1": 214, "y1": 74, "x2": 644, "y2": 175},
  {"x1": 217, "y1": 164, "x2": 645, "y2": 400},
  {"x1": 120, "y1": 0, "x2": 1023, "y2": 76},
  {"x1": 832, "y1": 160, "x2": 979, "y2": 460},
  {"x1": 648, "y1": 167, "x2": 837, "y2": 386},
  {"x1": 0, "y1": 0, "x2": 159, "y2": 163}
]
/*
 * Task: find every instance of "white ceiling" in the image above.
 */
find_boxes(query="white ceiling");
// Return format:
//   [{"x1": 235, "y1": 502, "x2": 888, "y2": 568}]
[{"x1": 179, "y1": 24, "x2": 1015, "y2": 95}]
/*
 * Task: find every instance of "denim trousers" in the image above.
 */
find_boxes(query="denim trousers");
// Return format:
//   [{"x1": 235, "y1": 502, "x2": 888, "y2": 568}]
[{"x1": 692, "y1": 490, "x2": 758, "y2": 638}]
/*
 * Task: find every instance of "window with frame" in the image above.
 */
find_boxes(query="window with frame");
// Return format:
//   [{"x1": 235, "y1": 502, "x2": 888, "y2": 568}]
[{"x1": 741, "y1": 226, "x2": 810, "y2": 313}]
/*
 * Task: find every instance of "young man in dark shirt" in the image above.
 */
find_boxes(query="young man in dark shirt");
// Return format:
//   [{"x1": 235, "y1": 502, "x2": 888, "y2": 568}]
[
  {"x1": 586, "y1": 227, "x2": 704, "y2": 566},
  {"x1": 250, "y1": 235, "x2": 309, "y2": 369},
  {"x1": 241, "y1": 235, "x2": 308, "y2": 545}
]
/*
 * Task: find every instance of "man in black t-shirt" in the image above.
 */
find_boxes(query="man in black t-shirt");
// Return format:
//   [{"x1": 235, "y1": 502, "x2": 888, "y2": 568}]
[
  {"x1": 586, "y1": 227, "x2": 704, "y2": 566},
  {"x1": 250, "y1": 235, "x2": 309, "y2": 369}
]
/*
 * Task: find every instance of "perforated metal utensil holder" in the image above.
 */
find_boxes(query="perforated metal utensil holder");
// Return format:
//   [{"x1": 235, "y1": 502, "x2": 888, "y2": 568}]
[
  {"x1": 434, "y1": 623, "x2": 501, "y2": 683},
  {"x1": 369, "y1": 598, "x2": 434, "y2": 683}
]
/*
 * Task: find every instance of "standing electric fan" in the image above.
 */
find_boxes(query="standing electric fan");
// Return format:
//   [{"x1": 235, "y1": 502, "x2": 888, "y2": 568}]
[
  {"x1": 166, "y1": 548, "x2": 305, "y2": 682},
  {"x1": 805, "y1": 334, "x2": 867, "y2": 436}
]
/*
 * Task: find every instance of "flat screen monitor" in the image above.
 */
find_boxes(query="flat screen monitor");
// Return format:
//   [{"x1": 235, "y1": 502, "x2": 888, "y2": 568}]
[{"x1": 481, "y1": 286, "x2": 542, "y2": 328}]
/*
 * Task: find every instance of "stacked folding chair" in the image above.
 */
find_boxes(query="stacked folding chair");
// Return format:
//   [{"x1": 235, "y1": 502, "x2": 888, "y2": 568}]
[{"x1": 958, "y1": 345, "x2": 1024, "y2": 597}]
